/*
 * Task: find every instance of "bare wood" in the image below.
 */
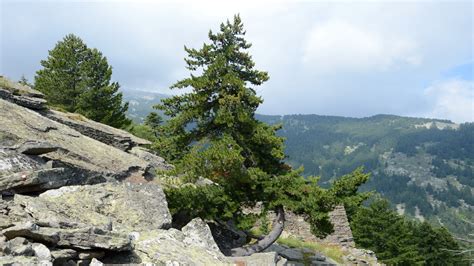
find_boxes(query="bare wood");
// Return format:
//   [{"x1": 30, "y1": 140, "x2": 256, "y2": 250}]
[{"x1": 230, "y1": 205, "x2": 285, "y2": 257}]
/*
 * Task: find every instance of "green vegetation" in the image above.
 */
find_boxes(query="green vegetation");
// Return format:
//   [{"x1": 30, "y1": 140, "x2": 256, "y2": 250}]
[
  {"x1": 257, "y1": 114, "x2": 474, "y2": 240},
  {"x1": 351, "y1": 197, "x2": 466, "y2": 265},
  {"x1": 35, "y1": 34, "x2": 131, "y2": 128},
  {"x1": 153, "y1": 16, "x2": 369, "y2": 252},
  {"x1": 11, "y1": 12, "x2": 468, "y2": 264}
]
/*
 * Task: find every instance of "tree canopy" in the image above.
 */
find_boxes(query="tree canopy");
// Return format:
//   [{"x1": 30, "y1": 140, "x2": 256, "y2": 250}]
[
  {"x1": 35, "y1": 34, "x2": 130, "y2": 128},
  {"x1": 154, "y1": 15, "x2": 370, "y2": 255}
]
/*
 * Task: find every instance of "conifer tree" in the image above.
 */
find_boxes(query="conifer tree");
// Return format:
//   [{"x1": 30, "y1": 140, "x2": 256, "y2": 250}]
[
  {"x1": 156, "y1": 15, "x2": 369, "y2": 256},
  {"x1": 35, "y1": 34, "x2": 130, "y2": 128}
]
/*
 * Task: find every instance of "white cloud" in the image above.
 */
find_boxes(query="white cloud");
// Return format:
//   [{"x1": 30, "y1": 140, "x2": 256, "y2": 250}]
[
  {"x1": 423, "y1": 79, "x2": 473, "y2": 123},
  {"x1": 302, "y1": 19, "x2": 421, "y2": 72}
]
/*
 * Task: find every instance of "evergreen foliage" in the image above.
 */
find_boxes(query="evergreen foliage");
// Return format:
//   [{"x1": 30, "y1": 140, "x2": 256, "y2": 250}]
[
  {"x1": 155, "y1": 15, "x2": 368, "y2": 236},
  {"x1": 351, "y1": 197, "x2": 466, "y2": 265},
  {"x1": 35, "y1": 34, "x2": 130, "y2": 128}
]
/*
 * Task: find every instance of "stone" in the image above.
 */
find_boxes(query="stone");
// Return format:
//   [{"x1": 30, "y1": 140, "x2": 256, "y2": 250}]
[
  {"x1": 38, "y1": 183, "x2": 172, "y2": 232},
  {"x1": 129, "y1": 146, "x2": 174, "y2": 171},
  {"x1": 232, "y1": 252, "x2": 285, "y2": 266},
  {"x1": 181, "y1": 218, "x2": 221, "y2": 254},
  {"x1": 309, "y1": 254, "x2": 326, "y2": 261},
  {"x1": 0, "y1": 255, "x2": 45, "y2": 265},
  {"x1": 78, "y1": 250, "x2": 105, "y2": 259},
  {"x1": 32, "y1": 243, "x2": 51, "y2": 261},
  {"x1": 263, "y1": 243, "x2": 287, "y2": 254},
  {"x1": 2, "y1": 222, "x2": 131, "y2": 251},
  {"x1": 50, "y1": 248, "x2": 78, "y2": 261},
  {"x1": 90, "y1": 258, "x2": 104, "y2": 266},
  {"x1": 128, "y1": 219, "x2": 231, "y2": 265},
  {"x1": 44, "y1": 109, "x2": 151, "y2": 151},
  {"x1": 0, "y1": 98, "x2": 157, "y2": 193},
  {"x1": 0, "y1": 87, "x2": 47, "y2": 110},
  {"x1": 17, "y1": 141, "x2": 58, "y2": 155},
  {"x1": 0, "y1": 168, "x2": 72, "y2": 194},
  {"x1": 3, "y1": 237, "x2": 34, "y2": 257},
  {"x1": 279, "y1": 248, "x2": 304, "y2": 261}
]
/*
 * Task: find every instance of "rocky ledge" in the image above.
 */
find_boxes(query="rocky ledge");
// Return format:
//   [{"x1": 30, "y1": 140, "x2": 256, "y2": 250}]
[
  {"x1": 0, "y1": 78, "x2": 378, "y2": 265},
  {"x1": 0, "y1": 79, "x2": 288, "y2": 265}
]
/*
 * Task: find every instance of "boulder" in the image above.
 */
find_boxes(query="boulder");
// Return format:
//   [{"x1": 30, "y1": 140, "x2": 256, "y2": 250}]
[
  {"x1": 37, "y1": 183, "x2": 172, "y2": 231},
  {"x1": 129, "y1": 218, "x2": 231, "y2": 265},
  {"x1": 3, "y1": 237, "x2": 34, "y2": 256},
  {"x1": 279, "y1": 248, "x2": 304, "y2": 261},
  {"x1": 2, "y1": 222, "x2": 131, "y2": 251},
  {"x1": 32, "y1": 243, "x2": 51, "y2": 261}
]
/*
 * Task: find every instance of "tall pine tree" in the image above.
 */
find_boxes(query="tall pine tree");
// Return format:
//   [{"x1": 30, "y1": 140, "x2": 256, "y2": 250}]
[
  {"x1": 35, "y1": 34, "x2": 130, "y2": 128},
  {"x1": 155, "y1": 15, "x2": 369, "y2": 256}
]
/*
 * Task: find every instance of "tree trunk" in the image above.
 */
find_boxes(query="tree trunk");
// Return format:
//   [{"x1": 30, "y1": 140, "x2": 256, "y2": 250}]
[{"x1": 230, "y1": 205, "x2": 285, "y2": 256}]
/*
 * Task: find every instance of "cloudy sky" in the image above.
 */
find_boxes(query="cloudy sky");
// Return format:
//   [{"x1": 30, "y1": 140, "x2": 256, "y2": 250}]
[{"x1": 1, "y1": 0, "x2": 473, "y2": 122}]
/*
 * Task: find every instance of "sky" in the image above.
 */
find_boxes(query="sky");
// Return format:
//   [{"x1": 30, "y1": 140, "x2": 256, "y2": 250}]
[{"x1": 1, "y1": 0, "x2": 473, "y2": 123}]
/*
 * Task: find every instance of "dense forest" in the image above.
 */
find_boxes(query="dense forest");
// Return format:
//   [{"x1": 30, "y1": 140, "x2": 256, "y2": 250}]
[{"x1": 256, "y1": 114, "x2": 474, "y2": 243}]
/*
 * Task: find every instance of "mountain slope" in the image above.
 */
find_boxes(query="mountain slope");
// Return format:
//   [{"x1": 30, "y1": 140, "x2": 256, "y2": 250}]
[
  {"x1": 257, "y1": 114, "x2": 473, "y2": 239},
  {"x1": 121, "y1": 90, "x2": 474, "y2": 240}
]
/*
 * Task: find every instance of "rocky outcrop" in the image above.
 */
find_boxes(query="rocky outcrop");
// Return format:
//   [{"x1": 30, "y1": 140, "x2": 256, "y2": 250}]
[
  {"x1": 0, "y1": 97, "x2": 174, "y2": 193},
  {"x1": 0, "y1": 83, "x2": 47, "y2": 110},
  {"x1": 0, "y1": 183, "x2": 224, "y2": 265},
  {"x1": 0, "y1": 77, "x2": 376, "y2": 265},
  {"x1": 43, "y1": 110, "x2": 150, "y2": 152}
]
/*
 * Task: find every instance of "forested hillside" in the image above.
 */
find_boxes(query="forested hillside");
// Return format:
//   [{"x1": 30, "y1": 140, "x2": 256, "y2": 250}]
[
  {"x1": 123, "y1": 91, "x2": 473, "y2": 243},
  {"x1": 257, "y1": 114, "x2": 473, "y2": 240}
]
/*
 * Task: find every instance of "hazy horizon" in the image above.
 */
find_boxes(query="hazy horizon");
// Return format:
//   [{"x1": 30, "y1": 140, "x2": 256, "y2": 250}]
[{"x1": 1, "y1": 0, "x2": 473, "y2": 123}]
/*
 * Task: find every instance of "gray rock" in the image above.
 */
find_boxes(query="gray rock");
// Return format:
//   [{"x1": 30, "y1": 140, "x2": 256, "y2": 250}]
[
  {"x1": 0, "y1": 168, "x2": 72, "y2": 194},
  {"x1": 38, "y1": 183, "x2": 172, "y2": 232},
  {"x1": 181, "y1": 218, "x2": 221, "y2": 254},
  {"x1": 44, "y1": 109, "x2": 151, "y2": 151},
  {"x1": 2, "y1": 222, "x2": 131, "y2": 251},
  {"x1": 232, "y1": 251, "x2": 284, "y2": 266},
  {"x1": 0, "y1": 255, "x2": 44, "y2": 265},
  {"x1": 309, "y1": 253, "x2": 326, "y2": 261},
  {"x1": 32, "y1": 243, "x2": 51, "y2": 261},
  {"x1": 50, "y1": 248, "x2": 78, "y2": 261},
  {"x1": 90, "y1": 258, "x2": 104, "y2": 266},
  {"x1": 130, "y1": 147, "x2": 174, "y2": 172},
  {"x1": 0, "y1": 87, "x2": 47, "y2": 110},
  {"x1": 264, "y1": 243, "x2": 287, "y2": 254},
  {"x1": 279, "y1": 247, "x2": 304, "y2": 261},
  {"x1": 17, "y1": 141, "x2": 58, "y2": 155},
  {"x1": 4, "y1": 237, "x2": 34, "y2": 256},
  {"x1": 0, "y1": 98, "x2": 157, "y2": 193},
  {"x1": 78, "y1": 250, "x2": 105, "y2": 259},
  {"x1": 131, "y1": 219, "x2": 230, "y2": 265}
]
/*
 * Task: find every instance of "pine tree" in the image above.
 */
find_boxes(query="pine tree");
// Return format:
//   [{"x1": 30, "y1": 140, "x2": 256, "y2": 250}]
[
  {"x1": 18, "y1": 75, "x2": 33, "y2": 88},
  {"x1": 35, "y1": 34, "x2": 89, "y2": 111},
  {"x1": 75, "y1": 48, "x2": 130, "y2": 128},
  {"x1": 35, "y1": 34, "x2": 130, "y2": 128},
  {"x1": 156, "y1": 15, "x2": 369, "y2": 256},
  {"x1": 144, "y1": 112, "x2": 163, "y2": 137}
]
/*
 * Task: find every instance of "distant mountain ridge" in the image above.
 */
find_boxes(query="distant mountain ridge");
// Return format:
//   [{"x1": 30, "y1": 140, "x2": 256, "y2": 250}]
[
  {"x1": 121, "y1": 89, "x2": 474, "y2": 240},
  {"x1": 121, "y1": 89, "x2": 168, "y2": 123}
]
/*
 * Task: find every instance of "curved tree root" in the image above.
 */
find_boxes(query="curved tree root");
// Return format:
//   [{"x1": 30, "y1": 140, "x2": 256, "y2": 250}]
[{"x1": 230, "y1": 205, "x2": 285, "y2": 257}]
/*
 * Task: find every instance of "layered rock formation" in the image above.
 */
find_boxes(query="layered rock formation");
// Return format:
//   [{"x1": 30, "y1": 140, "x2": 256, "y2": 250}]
[
  {"x1": 0, "y1": 79, "x2": 287, "y2": 265},
  {"x1": 0, "y1": 78, "x2": 378, "y2": 265}
]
